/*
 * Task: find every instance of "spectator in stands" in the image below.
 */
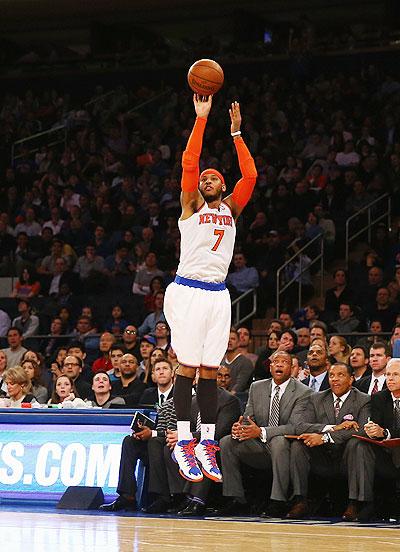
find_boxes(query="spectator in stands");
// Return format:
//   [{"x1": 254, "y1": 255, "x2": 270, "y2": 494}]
[
  {"x1": 73, "y1": 243, "x2": 105, "y2": 280},
  {"x1": 295, "y1": 327, "x2": 310, "y2": 352},
  {"x1": 279, "y1": 311, "x2": 295, "y2": 330},
  {"x1": 328, "y1": 335, "x2": 351, "y2": 365},
  {"x1": 3, "y1": 366, "x2": 35, "y2": 407},
  {"x1": 15, "y1": 208, "x2": 41, "y2": 237},
  {"x1": 356, "y1": 265, "x2": 385, "y2": 312},
  {"x1": 132, "y1": 251, "x2": 164, "y2": 296},
  {"x1": 37, "y1": 237, "x2": 71, "y2": 276},
  {"x1": 349, "y1": 346, "x2": 371, "y2": 381},
  {"x1": 216, "y1": 365, "x2": 232, "y2": 391},
  {"x1": 11, "y1": 299, "x2": 39, "y2": 338},
  {"x1": 49, "y1": 345, "x2": 67, "y2": 381},
  {"x1": 14, "y1": 232, "x2": 39, "y2": 272},
  {"x1": 324, "y1": 269, "x2": 353, "y2": 316},
  {"x1": 354, "y1": 341, "x2": 390, "y2": 395},
  {"x1": 21, "y1": 359, "x2": 48, "y2": 403},
  {"x1": 138, "y1": 291, "x2": 166, "y2": 337},
  {"x1": 335, "y1": 140, "x2": 360, "y2": 167},
  {"x1": 301, "y1": 342, "x2": 330, "y2": 391},
  {"x1": 254, "y1": 330, "x2": 281, "y2": 381},
  {"x1": 108, "y1": 344, "x2": 124, "y2": 380},
  {"x1": 112, "y1": 353, "x2": 146, "y2": 408},
  {"x1": 236, "y1": 326, "x2": 258, "y2": 366},
  {"x1": 330, "y1": 302, "x2": 361, "y2": 334},
  {"x1": 61, "y1": 354, "x2": 92, "y2": 400},
  {"x1": 144, "y1": 276, "x2": 165, "y2": 313},
  {"x1": 42, "y1": 317, "x2": 68, "y2": 361},
  {"x1": 226, "y1": 252, "x2": 259, "y2": 296},
  {"x1": 42, "y1": 207, "x2": 64, "y2": 236},
  {"x1": 222, "y1": 328, "x2": 254, "y2": 394},
  {"x1": 2, "y1": 327, "x2": 27, "y2": 367},
  {"x1": 154, "y1": 321, "x2": 170, "y2": 351},
  {"x1": 139, "y1": 358, "x2": 174, "y2": 408},
  {"x1": 367, "y1": 287, "x2": 398, "y2": 332},
  {"x1": 11, "y1": 266, "x2": 41, "y2": 299},
  {"x1": 0, "y1": 308, "x2": 11, "y2": 338},
  {"x1": 277, "y1": 329, "x2": 298, "y2": 355},
  {"x1": 138, "y1": 334, "x2": 156, "y2": 380},
  {"x1": 122, "y1": 325, "x2": 141, "y2": 358},
  {"x1": 91, "y1": 371, "x2": 125, "y2": 408},
  {"x1": 388, "y1": 265, "x2": 400, "y2": 304},
  {"x1": 105, "y1": 304, "x2": 128, "y2": 336},
  {"x1": 0, "y1": 350, "x2": 7, "y2": 395},
  {"x1": 104, "y1": 240, "x2": 135, "y2": 283},
  {"x1": 48, "y1": 374, "x2": 77, "y2": 405},
  {"x1": 390, "y1": 324, "x2": 400, "y2": 354},
  {"x1": 58, "y1": 306, "x2": 73, "y2": 333},
  {"x1": 92, "y1": 332, "x2": 115, "y2": 374},
  {"x1": 141, "y1": 347, "x2": 166, "y2": 386}
]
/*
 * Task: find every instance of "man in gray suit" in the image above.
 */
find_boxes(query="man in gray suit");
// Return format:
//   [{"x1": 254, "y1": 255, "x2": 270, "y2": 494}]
[
  {"x1": 218, "y1": 350, "x2": 312, "y2": 517},
  {"x1": 288, "y1": 362, "x2": 372, "y2": 521}
]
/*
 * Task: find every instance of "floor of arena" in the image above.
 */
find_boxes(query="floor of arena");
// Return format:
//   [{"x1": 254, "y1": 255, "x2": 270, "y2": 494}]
[{"x1": 2, "y1": 505, "x2": 400, "y2": 551}]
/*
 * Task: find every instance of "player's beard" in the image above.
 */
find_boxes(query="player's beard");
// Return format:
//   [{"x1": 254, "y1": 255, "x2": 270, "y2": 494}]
[{"x1": 201, "y1": 189, "x2": 222, "y2": 203}]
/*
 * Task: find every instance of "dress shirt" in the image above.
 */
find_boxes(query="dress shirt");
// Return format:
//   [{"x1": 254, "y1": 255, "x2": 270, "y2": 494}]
[
  {"x1": 367, "y1": 374, "x2": 386, "y2": 395},
  {"x1": 158, "y1": 385, "x2": 173, "y2": 406},
  {"x1": 260, "y1": 378, "x2": 291, "y2": 443},
  {"x1": 309, "y1": 371, "x2": 327, "y2": 392}
]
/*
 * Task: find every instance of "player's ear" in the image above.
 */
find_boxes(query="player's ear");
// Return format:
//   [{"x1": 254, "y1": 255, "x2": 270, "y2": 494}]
[{"x1": 222, "y1": 184, "x2": 226, "y2": 192}]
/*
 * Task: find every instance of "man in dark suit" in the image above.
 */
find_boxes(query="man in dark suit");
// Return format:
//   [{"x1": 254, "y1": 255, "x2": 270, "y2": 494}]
[
  {"x1": 112, "y1": 353, "x2": 146, "y2": 408},
  {"x1": 146, "y1": 379, "x2": 241, "y2": 516},
  {"x1": 139, "y1": 360, "x2": 174, "y2": 408},
  {"x1": 99, "y1": 359, "x2": 175, "y2": 512},
  {"x1": 363, "y1": 358, "x2": 400, "y2": 514},
  {"x1": 218, "y1": 351, "x2": 312, "y2": 517},
  {"x1": 354, "y1": 341, "x2": 390, "y2": 395},
  {"x1": 301, "y1": 343, "x2": 330, "y2": 392},
  {"x1": 288, "y1": 362, "x2": 372, "y2": 521}
]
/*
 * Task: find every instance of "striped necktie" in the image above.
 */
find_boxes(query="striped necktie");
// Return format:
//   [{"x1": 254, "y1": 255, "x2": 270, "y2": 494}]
[
  {"x1": 334, "y1": 397, "x2": 341, "y2": 421},
  {"x1": 269, "y1": 386, "x2": 280, "y2": 427},
  {"x1": 371, "y1": 379, "x2": 379, "y2": 395}
]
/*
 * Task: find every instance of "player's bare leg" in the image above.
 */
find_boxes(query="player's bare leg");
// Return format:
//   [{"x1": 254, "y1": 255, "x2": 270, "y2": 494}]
[
  {"x1": 172, "y1": 364, "x2": 203, "y2": 482},
  {"x1": 194, "y1": 365, "x2": 222, "y2": 482}
]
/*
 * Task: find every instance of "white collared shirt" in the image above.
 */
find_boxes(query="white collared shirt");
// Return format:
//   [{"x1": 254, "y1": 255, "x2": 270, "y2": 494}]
[
  {"x1": 309, "y1": 371, "x2": 327, "y2": 392},
  {"x1": 269, "y1": 378, "x2": 290, "y2": 419},
  {"x1": 367, "y1": 374, "x2": 386, "y2": 395},
  {"x1": 158, "y1": 385, "x2": 173, "y2": 406}
]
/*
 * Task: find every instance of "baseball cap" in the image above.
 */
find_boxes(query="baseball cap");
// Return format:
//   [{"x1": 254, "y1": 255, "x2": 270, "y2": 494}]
[
  {"x1": 268, "y1": 230, "x2": 279, "y2": 237},
  {"x1": 141, "y1": 335, "x2": 156, "y2": 346}
]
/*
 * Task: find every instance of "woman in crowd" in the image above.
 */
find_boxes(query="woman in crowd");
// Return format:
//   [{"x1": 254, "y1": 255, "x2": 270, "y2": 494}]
[
  {"x1": 0, "y1": 350, "x2": 7, "y2": 395},
  {"x1": 140, "y1": 347, "x2": 166, "y2": 386},
  {"x1": 254, "y1": 330, "x2": 282, "y2": 380},
  {"x1": 48, "y1": 374, "x2": 78, "y2": 405},
  {"x1": 328, "y1": 335, "x2": 351, "y2": 364},
  {"x1": 324, "y1": 268, "x2": 353, "y2": 316},
  {"x1": 105, "y1": 304, "x2": 128, "y2": 336},
  {"x1": 144, "y1": 276, "x2": 165, "y2": 313},
  {"x1": 21, "y1": 359, "x2": 48, "y2": 404},
  {"x1": 3, "y1": 366, "x2": 35, "y2": 407},
  {"x1": 91, "y1": 371, "x2": 125, "y2": 408},
  {"x1": 10, "y1": 265, "x2": 41, "y2": 299}
]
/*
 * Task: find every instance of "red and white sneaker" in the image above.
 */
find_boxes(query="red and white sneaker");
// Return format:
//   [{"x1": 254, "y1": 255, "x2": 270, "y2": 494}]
[
  {"x1": 195, "y1": 439, "x2": 223, "y2": 482},
  {"x1": 172, "y1": 439, "x2": 203, "y2": 482}
]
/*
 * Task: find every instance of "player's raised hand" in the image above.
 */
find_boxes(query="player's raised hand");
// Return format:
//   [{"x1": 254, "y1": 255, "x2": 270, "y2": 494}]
[
  {"x1": 229, "y1": 101, "x2": 242, "y2": 134},
  {"x1": 193, "y1": 94, "x2": 213, "y2": 118}
]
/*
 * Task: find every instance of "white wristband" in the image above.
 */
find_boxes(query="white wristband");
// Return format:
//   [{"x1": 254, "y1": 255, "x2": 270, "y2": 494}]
[{"x1": 231, "y1": 130, "x2": 241, "y2": 137}]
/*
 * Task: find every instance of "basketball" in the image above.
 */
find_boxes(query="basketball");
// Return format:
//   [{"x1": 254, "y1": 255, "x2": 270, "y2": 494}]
[{"x1": 187, "y1": 59, "x2": 224, "y2": 96}]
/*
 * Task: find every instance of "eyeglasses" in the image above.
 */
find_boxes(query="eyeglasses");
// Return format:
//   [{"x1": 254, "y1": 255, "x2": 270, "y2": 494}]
[
  {"x1": 156, "y1": 324, "x2": 167, "y2": 329},
  {"x1": 64, "y1": 362, "x2": 79, "y2": 367},
  {"x1": 124, "y1": 329, "x2": 137, "y2": 335}
]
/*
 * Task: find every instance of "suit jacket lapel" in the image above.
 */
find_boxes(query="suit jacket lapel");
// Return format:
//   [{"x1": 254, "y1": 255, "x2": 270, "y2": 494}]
[
  {"x1": 323, "y1": 391, "x2": 335, "y2": 424},
  {"x1": 279, "y1": 379, "x2": 294, "y2": 420},
  {"x1": 262, "y1": 380, "x2": 272, "y2": 426},
  {"x1": 338, "y1": 389, "x2": 356, "y2": 421}
]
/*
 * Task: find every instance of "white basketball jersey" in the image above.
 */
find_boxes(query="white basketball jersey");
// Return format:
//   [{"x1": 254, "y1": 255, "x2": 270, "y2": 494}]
[{"x1": 177, "y1": 201, "x2": 236, "y2": 283}]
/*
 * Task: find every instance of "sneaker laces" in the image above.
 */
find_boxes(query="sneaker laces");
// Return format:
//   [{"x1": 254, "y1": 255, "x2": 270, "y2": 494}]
[
  {"x1": 180, "y1": 439, "x2": 198, "y2": 469},
  {"x1": 201, "y1": 440, "x2": 220, "y2": 470}
]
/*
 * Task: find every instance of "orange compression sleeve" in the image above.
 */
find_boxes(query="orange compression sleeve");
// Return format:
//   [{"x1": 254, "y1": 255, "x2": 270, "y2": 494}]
[
  {"x1": 231, "y1": 137, "x2": 258, "y2": 207},
  {"x1": 181, "y1": 116, "x2": 207, "y2": 192}
]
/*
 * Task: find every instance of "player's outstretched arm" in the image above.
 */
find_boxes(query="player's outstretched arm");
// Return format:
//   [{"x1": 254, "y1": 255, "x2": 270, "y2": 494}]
[
  {"x1": 225, "y1": 101, "x2": 258, "y2": 219},
  {"x1": 180, "y1": 94, "x2": 212, "y2": 219}
]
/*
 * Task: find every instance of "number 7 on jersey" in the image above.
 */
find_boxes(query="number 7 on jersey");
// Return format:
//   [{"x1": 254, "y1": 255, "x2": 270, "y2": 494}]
[{"x1": 211, "y1": 229, "x2": 225, "y2": 251}]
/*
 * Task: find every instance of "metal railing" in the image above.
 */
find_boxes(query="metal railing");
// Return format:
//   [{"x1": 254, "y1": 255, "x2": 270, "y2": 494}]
[
  {"x1": 11, "y1": 124, "x2": 67, "y2": 164},
  {"x1": 276, "y1": 233, "x2": 324, "y2": 316},
  {"x1": 231, "y1": 288, "x2": 257, "y2": 328},
  {"x1": 345, "y1": 193, "x2": 391, "y2": 265}
]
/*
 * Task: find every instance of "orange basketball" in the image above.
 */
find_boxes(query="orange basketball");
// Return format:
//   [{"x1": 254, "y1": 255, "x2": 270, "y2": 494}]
[{"x1": 187, "y1": 59, "x2": 224, "y2": 96}]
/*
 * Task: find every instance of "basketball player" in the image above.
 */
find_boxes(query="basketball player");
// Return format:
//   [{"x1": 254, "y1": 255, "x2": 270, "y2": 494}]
[{"x1": 164, "y1": 95, "x2": 257, "y2": 482}]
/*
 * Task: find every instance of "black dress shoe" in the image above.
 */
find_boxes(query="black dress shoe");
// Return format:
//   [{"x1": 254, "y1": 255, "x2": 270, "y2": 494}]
[
  {"x1": 178, "y1": 500, "x2": 206, "y2": 517},
  {"x1": 214, "y1": 499, "x2": 249, "y2": 516},
  {"x1": 260, "y1": 500, "x2": 287, "y2": 518},
  {"x1": 144, "y1": 497, "x2": 172, "y2": 514},
  {"x1": 99, "y1": 496, "x2": 136, "y2": 511}
]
